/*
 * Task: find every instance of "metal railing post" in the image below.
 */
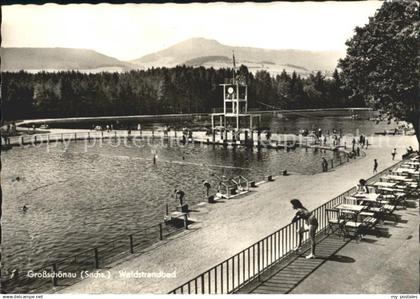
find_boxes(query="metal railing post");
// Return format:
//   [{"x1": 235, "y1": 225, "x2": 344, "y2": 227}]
[
  {"x1": 93, "y1": 248, "x2": 99, "y2": 268},
  {"x1": 195, "y1": 278, "x2": 198, "y2": 294},
  {"x1": 230, "y1": 258, "x2": 234, "y2": 292},
  {"x1": 159, "y1": 223, "x2": 163, "y2": 240},
  {"x1": 129, "y1": 235, "x2": 134, "y2": 254},
  {"x1": 51, "y1": 263, "x2": 58, "y2": 287},
  {"x1": 218, "y1": 264, "x2": 222, "y2": 293},
  {"x1": 215, "y1": 267, "x2": 218, "y2": 294},
  {"x1": 184, "y1": 214, "x2": 189, "y2": 230},
  {"x1": 257, "y1": 242, "x2": 261, "y2": 275}
]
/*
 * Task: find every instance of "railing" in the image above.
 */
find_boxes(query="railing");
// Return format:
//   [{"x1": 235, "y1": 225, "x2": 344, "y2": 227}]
[
  {"x1": 230, "y1": 176, "x2": 249, "y2": 192},
  {"x1": 2, "y1": 221, "x2": 185, "y2": 294},
  {"x1": 218, "y1": 181, "x2": 236, "y2": 199},
  {"x1": 2, "y1": 129, "x2": 185, "y2": 147},
  {"x1": 168, "y1": 160, "x2": 405, "y2": 294}
]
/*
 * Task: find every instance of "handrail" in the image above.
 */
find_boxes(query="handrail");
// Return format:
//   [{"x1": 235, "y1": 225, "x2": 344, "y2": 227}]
[
  {"x1": 168, "y1": 159, "x2": 407, "y2": 294},
  {"x1": 1, "y1": 129, "x2": 183, "y2": 148},
  {"x1": 2, "y1": 220, "x2": 183, "y2": 293}
]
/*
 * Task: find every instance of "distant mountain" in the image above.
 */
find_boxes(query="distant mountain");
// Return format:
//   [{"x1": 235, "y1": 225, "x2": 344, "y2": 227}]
[
  {"x1": 131, "y1": 37, "x2": 345, "y2": 75},
  {"x1": 1, "y1": 47, "x2": 133, "y2": 72},
  {"x1": 2, "y1": 39, "x2": 345, "y2": 75}
]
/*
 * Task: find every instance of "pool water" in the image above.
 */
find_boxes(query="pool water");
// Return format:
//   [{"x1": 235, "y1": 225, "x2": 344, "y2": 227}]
[{"x1": 1, "y1": 116, "x2": 395, "y2": 281}]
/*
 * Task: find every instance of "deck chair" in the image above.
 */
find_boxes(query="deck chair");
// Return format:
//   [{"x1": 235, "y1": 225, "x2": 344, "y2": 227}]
[
  {"x1": 343, "y1": 220, "x2": 364, "y2": 242},
  {"x1": 382, "y1": 204, "x2": 398, "y2": 221},
  {"x1": 379, "y1": 194, "x2": 395, "y2": 204},
  {"x1": 336, "y1": 205, "x2": 364, "y2": 241},
  {"x1": 359, "y1": 216, "x2": 379, "y2": 236},
  {"x1": 325, "y1": 208, "x2": 345, "y2": 236},
  {"x1": 367, "y1": 204, "x2": 398, "y2": 222},
  {"x1": 389, "y1": 191, "x2": 407, "y2": 209}
]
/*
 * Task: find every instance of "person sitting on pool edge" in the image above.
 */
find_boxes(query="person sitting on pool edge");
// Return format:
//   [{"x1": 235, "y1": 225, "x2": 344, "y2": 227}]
[{"x1": 290, "y1": 199, "x2": 318, "y2": 259}]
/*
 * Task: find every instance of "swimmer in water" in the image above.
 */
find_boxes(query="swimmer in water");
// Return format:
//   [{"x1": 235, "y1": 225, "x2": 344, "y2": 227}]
[
  {"x1": 22, "y1": 205, "x2": 28, "y2": 212},
  {"x1": 10, "y1": 269, "x2": 19, "y2": 280}
]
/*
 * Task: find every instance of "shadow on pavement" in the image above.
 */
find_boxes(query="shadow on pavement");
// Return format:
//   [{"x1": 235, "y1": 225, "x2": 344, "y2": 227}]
[{"x1": 325, "y1": 255, "x2": 356, "y2": 263}]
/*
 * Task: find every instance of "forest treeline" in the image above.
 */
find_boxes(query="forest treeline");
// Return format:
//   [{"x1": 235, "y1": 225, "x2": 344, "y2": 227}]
[{"x1": 1, "y1": 65, "x2": 365, "y2": 121}]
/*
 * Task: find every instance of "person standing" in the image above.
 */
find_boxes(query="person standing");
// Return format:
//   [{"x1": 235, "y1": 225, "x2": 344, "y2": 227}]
[
  {"x1": 291, "y1": 199, "x2": 318, "y2": 259},
  {"x1": 352, "y1": 138, "x2": 356, "y2": 152},
  {"x1": 174, "y1": 189, "x2": 185, "y2": 206},
  {"x1": 202, "y1": 180, "x2": 211, "y2": 197},
  {"x1": 391, "y1": 148, "x2": 397, "y2": 160},
  {"x1": 322, "y1": 157, "x2": 328, "y2": 172},
  {"x1": 373, "y1": 159, "x2": 378, "y2": 173}
]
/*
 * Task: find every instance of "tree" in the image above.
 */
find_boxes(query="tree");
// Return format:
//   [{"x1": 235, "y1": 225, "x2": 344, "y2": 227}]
[{"x1": 338, "y1": 1, "x2": 420, "y2": 145}]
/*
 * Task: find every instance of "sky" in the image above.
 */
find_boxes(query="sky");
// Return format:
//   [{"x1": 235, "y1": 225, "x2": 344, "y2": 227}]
[{"x1": 2, "y1": 1, "x2": 383, "y2": 61}]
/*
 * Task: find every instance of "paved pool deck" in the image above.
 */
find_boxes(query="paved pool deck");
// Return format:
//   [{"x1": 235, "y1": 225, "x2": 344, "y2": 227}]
[
  {"x1": 58, "y1": 135, "x2": 418, "y2": 294},
  {"x1": 289, "y1": 204, "x2": 419, "y2": 294},
  {"x1": 239, "y1": 201, "x2": 419, "y2": 294}
]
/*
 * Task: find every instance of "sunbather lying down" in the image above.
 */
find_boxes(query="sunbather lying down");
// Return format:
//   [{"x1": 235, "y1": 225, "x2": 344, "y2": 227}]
[{"x1": 215, "y1": 192, "x2": 227, "y2": 199}]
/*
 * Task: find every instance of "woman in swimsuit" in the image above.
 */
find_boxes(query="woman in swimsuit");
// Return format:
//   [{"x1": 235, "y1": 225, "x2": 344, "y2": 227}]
[{"x1": 290, "y1": 199, "x2": 318, "y2": 259}]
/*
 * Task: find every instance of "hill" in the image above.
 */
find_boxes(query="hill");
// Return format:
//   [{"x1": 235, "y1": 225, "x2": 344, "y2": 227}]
[
  {"x1": 2, "y1": 39, "x2": 345, "y2": 75},
  {"x1": 131, "y1": 37, "x2": 345, "y2": 75},
  {"x1": 1, "y1": 47, "x2": 132, "y2": 72}
]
